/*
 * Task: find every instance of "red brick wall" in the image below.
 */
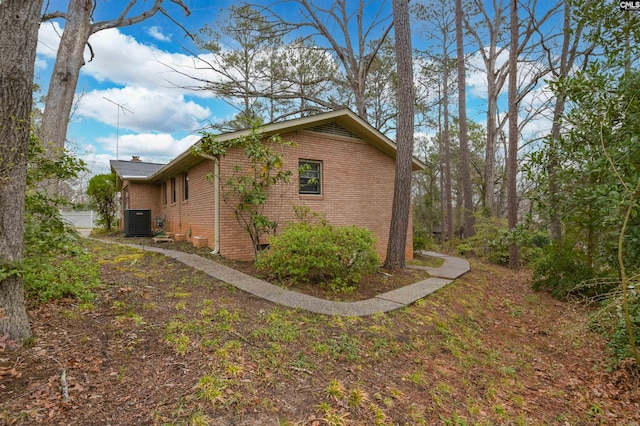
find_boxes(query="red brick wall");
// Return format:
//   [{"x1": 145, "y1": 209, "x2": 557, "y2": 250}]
[
  {"x1": 160, "y1": 160, "x2": 217, "y2": 245},
  {"x1": 125, "y1": 129, "x2": 414, "y2": 263},
  {"x1": 119, "y1": 181, "x2": 161, "y2": 230},
  {"x1": 216, "y1": 129, "x2": 413, "y2": 262}
]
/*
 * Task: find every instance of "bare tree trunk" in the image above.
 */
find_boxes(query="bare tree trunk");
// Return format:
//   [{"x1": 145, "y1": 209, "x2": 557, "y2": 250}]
[
  {"x1": 485, "y1": 75, "x2": 497, "y2": 215},
  {"x1": 40, "y1": 0, "x2": 190, "y2": 166},
  {"x1": 507, "y1": 0, "x2": 519, "y2": 269},
  {"x1": 548, "y1": 97, "x2": 564, "y2": 241},
  {"x1": 437, "y1": 88, "x2": 446, "y2": 238},
  {"x1": 40, "y1": 0, "x2": 92, "y2": 191},
  {"x1": 455, "y1": 0, "x2": 475, "y2": 238},
  {"x1": 547, "y1": 0, "x2": 587, "y2": 241},
  {"x1": 442, "y1": 58, "x2": 453, "y2": 240},
  {"x1": 0, "y1": 0, "x2": 44, "y2": 340},
  {"x1": 385, "y1": 0, "x2": 414, "y2": 269}
]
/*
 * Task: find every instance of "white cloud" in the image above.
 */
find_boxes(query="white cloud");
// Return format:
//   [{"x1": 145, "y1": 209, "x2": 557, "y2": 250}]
[
  {"x1": 80, "y1": 28, "x2": 221, "y2": 97},
  {"x1": 37, "y1": 23, "x2": 222, "y2": 99},
  {"x1": 77, "y1": 87, "x2": 211, "y2": 133},
  {"x1": 147, "y1": 26, "x2": 171, "y2": 42},
  {"x1": 37, "y1": 21, "x2": 62, "y2": 59},
  {"x1": 466, "y1": 47, "x2": 510, "y2": 99},
  {"x1": 95, "y1": 133, "x2": 200, "y2": 163}
]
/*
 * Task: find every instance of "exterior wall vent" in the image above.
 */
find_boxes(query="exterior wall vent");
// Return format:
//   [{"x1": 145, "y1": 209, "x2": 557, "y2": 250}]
[
  {"x1": 124, "y1": 209, "x2": 152, "y2": 237},
  {"x1": 308, "y1": 122, "x2": 362, "y2": 140}
]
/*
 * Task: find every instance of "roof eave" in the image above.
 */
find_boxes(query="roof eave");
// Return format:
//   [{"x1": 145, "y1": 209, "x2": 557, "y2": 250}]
[{"x1": 149, "y1": 109, "x2": 426, "y2": 178}]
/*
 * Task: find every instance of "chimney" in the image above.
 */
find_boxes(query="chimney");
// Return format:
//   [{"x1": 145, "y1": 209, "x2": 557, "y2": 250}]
[{"x1": 131, "y1": 156, "x2": 141, "y2": 162}]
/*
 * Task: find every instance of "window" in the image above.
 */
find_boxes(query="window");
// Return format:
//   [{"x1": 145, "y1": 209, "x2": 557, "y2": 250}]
[
  {"x1": 170, "y1": 177, "x2": 176, "y2": 203},
  {"x1": 299, "y1": 160, "x2": 322, "y2": 195},
  {"x1": 183, "y1": 171, "x2": 189, "y2": 201},
  {"x1": 162, "y1": 182, "x2": 167, "y2": 205}
]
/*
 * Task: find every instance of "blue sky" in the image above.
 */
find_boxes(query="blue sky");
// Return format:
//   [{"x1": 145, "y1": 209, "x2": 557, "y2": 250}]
[
  {"x1": 37, "y1": 0, "x2": 242, "y2": 175},
  {"x1": 36, "y1": 0, "x2": 556, "y2": 176}
]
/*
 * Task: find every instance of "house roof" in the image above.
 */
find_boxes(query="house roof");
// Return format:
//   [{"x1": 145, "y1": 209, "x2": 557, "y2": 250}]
[
  {"x1": 110, "y1": 159, "x2": 165, "y2": 181},
  {"x1": 112, "y1": 109, "x2": 426, "y2": 182}
]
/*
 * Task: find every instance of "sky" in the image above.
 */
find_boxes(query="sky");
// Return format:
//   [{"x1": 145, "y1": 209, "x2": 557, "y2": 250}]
[
  {"x1": 35, "y1": 0, "x2": 557, "y2": 176},
  {"x1": 37, "y1": 0, "x2": 240, "y2": 175}
]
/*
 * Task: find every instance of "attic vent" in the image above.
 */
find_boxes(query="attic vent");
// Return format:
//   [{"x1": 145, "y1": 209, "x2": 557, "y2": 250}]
[{"x1": 308, "y1": 122, "x2": 362, "y2": 140}]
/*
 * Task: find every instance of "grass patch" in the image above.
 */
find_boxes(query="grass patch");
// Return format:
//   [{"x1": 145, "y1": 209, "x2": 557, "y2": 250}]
[
  {"x1": 407, "y1": 254, "x2": 446, "y2": 268},
  {"x1": 24, "y1": 252, "x2": 101, "y2": 304}
]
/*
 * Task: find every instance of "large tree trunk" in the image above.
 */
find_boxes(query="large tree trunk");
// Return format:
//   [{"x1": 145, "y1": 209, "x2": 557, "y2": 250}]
[
  {"x1": 455, "y1": 0, "x2": 475, "y2": 238},
  {"x1": 385, "y1": 0, "x2": 414, "y2": 269},
  {"x1": 485, "y1": 74, "x2": 497, "y2": 215},
  {"x1": 0, "y1": 0, "x2": 44, "y2": 340},
  {"x1": 442, "y1": 57, "x2": 453, "y2": 240},
  {"x1": 548, "y1": 95, "x2": 565, "y2": 242},
  {"x1": 40, "y1": 0, "x2": 190, "y2": 169},
  {"x1": 507, "y1": 0, "x2": 519, "y2": 269},
  {"x1": 41, "y1": 0, "x2": 92, "y2": 166},
  {"x1": 548, "y1": 1, "x2": 580, "y2": 242}
]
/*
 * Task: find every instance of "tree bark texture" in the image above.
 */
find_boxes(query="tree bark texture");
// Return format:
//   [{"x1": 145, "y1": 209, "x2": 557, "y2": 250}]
[
  {"x1": 455, "y1": 0, "x2": 475, "y2": 238},
  {"x1": 507, "y1": 0, "x2": 520, "y2": 269},
  {"x1": 548, "y1": 1, "x2": 577, "y2": 241},
  {"x1": 0, "y1": 0, "x2": 45, "y2": 340},
  {"x1": 40, "y1": 0, "x2": 92, "y2": 166},
  {"x1": 465, "y1": 1, "x2": 508, "y2": 218},
  {"x1": 385, "y1": 0, "x2": 414, "y2": 269},
  {"x1": 442, "y1": 57, "x2": 453, "y2": 240}
]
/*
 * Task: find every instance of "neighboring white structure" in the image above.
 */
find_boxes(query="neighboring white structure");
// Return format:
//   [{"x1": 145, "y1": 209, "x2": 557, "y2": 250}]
[{"x1": 60, "y1": 210, "x2": 95, "y2": 228}]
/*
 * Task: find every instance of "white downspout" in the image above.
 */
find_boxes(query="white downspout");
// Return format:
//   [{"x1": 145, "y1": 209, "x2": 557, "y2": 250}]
[
  {"x1": 199, "y1": 153, "x2": 220, "y2": 255},
  {"x1": 211, "y1": 156, "x2": 220, "y2": 255}
]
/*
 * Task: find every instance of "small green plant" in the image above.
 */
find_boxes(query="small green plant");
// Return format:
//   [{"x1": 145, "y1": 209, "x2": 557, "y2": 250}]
[
  {"x1": 405, "y1": 369, "x2": 427, "y2": 389},
  {"x1": 23, "y1": 253, "x2": 100, "y2": 304},
  {"x1": 258, "y1": 221, "x2": 379, "y2": 291},
  {"x1": 347, "y1": 387, "x2": 369, "y2": 408},
  {"x1": 193, "y1": 121, "x2": 296, "y2": 259},
  {"x1": 115, "y1": 311, "x2": 145, "y2": 326},
  {"x1": 165, "y1": 332, "x2": 191, "y2": 356},
  {"x1": 254, "y1": 309, "x2": 300, "y2": 342},
  {"x1": 188, "y1": 410, "x2": 211, "y2": 426},
  {"x1": 325, "y1": 379, "x2": 345, "y2": 400},
  {"x1": 195, "y1": 374, "x2": 228, "y2": 405},
  {"x1": 111, "y1": 300, "x2": 128, "y2": 311},
  {"x1": 329, "y1": 333, "x2": 362, "y2": 362}
]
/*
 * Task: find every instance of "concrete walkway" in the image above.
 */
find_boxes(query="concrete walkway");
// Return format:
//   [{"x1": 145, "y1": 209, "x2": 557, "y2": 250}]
[{"x1": 84, "y1": 231, "x2": 470, "y2": 316}]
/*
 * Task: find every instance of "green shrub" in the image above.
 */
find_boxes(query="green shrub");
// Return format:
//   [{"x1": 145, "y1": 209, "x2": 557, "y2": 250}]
[
  {"x1": 455, "y1": 215, "x2": 549, "y2": 267},
  {"x1": 24, "y1": 252, "x2": 101, "y2": 304},
  {"x1": 257, "y1": 222, "x2": 379, "y2": 292},
  {"x1": 413, "y1": 228, "x2": 437, "y2": 251},
  {"x1": 531, "y1": 240, "x2": 611, "y2": 300},
  {"x1": 587, "y1": 290, "x2": 640, "y2": 364},
  {"x1": 607, "y1": 299, "x2": 640, "y2": 362},
  {"x1": 455, "y1": 215, "x2": 507, "y2": 260}
]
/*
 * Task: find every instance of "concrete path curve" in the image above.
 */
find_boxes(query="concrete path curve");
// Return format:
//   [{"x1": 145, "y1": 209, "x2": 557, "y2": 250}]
[{"x1": 84, "y1": 231, "x2": 470, "y2": 317}]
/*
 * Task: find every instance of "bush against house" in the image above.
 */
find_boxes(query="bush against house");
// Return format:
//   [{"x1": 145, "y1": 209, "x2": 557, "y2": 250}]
[{"x1": 257, "y1": 222, "x2": 380, "y2": 292}]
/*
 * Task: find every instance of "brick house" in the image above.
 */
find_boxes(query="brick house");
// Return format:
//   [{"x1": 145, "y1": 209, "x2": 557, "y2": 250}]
[{"x1": 110, "y1": 109, "x2": 425, "y2": 261}]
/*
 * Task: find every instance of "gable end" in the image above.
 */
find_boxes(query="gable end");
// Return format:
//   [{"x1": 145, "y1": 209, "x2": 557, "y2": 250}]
[{"x1": 308, "y1": 122, "x2": 362, "y2": 140}]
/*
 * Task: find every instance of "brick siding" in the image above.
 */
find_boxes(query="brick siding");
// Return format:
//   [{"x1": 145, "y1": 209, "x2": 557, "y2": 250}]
[{"x1": 126, "y1": 128, "x2": 413, "y2": 262}]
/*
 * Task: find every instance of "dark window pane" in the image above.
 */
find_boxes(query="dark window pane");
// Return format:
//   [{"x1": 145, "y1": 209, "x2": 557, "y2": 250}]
[{"x1": 299, "y1": 160, "x2": 321, "y2": 194}]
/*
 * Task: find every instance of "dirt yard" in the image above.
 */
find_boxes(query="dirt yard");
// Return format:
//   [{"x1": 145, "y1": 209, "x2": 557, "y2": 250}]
[{"x1": 0, "y1": 238, "x2": 638, "y2": 425}]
